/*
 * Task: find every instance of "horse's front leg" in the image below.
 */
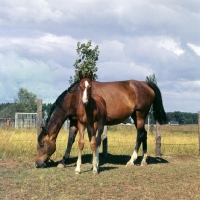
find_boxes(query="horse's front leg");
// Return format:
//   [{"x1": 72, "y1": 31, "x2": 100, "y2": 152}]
[
  {"x1": 88, "y1": 124, "x2": 98, "y2": 175},
  {"x1": 75, "y1": 122, "x2": 85, "y2": 174},
  {"x1": 58, "y1": 125, "x2": 78, "y2": 168}
]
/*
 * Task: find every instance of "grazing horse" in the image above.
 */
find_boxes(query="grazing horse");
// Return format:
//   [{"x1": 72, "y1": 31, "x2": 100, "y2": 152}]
[
  {"x1": 75, "y1": 72, "x2": 107, "y2": 174},
  {"x1": 36, "y1": 76, "x2": 166, "y2": 169}
]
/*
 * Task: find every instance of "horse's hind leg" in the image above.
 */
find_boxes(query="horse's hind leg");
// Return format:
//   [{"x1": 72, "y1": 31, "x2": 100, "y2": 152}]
[
  {"x1": 95, "y1": 124, "x2": 104, "y2": 169},
  {"x1": 91, "y1": 135, "x2": 98, "y2": 175},
  {"x1": 126, "y1": 127, "x2": 144, "y2": 166},
  {"x1": 126, "y1": 114, "x2": 147, "y2": 166},
  {"x1": 141, "y1": 129, "x2": 148, "y2": 166}
]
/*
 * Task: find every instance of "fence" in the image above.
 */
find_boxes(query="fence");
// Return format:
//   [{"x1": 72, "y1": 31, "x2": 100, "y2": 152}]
[
  {"x1": 0, "y1": 117, "x2": 70, "y2": 130},
  {"x1": 0, "y1": 98, "x2": 200, "y2": 158},
  {"x1": 0, "y1": 118, "x2": 15, "y2": 127},
  {"x1": 0, "y1": 123, "x2": 199, "y2": 160},
  {"x1": 105, "y1": 124, "x2": 199, "y2": 156}
]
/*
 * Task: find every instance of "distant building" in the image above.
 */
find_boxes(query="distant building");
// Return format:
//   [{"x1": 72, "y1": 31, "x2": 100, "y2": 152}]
[{"x1": 169, "y1": 121, "x2": 179, "y2": 125}]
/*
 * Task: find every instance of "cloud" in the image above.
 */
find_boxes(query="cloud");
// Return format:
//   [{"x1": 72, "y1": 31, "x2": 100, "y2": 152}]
[
  {"x1": 0, "y1": 52, "x2": 74, "y2": 103},
  {"x1": 157, "y1": 38, "x2": 184, "y2": 56},
  {"x1": 0, "y1": 0, "x2": 64, "y2": 23},
  {"x1": 99, "y1": 40, "x2": 126, "y2": 62},
  {"x1": 187, "y1": 43, "x2": 200, "y2": 56},
  {"x1": 0, "y1": 0, "x2": 200, "y2": 113},
  {"x1": 98, "y1": 61, "x2": 153, "y2": 81}
]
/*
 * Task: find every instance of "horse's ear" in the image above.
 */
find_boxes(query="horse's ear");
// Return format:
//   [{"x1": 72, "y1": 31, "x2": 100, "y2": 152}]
[
  {"x1": 38, "y1": 126, "x2": 48, "y2": 142},
  {"x1": 40, "y1": 126, "x2": 48, "y2": 136},
  {"x1": 88, "y1": 71, "x2": 93, "y2": 80},
  {"x1": 79, "y1": 71, "x2": 83, "y2": 80},
  {"x1": 40, "y1": 122, "x2": 46, "y2": 133}
]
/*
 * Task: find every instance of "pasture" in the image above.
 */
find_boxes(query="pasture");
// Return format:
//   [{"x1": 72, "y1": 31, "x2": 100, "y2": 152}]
[{"x1": 0, "y1": 125, "x2": 200, "y2": 199}]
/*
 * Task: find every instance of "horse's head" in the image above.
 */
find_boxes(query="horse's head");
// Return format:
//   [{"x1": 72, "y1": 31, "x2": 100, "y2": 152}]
[
  {"x1": 79, "y1": 71, "x2": 93, "y2": 106},
  {"x1": 35, "y1": 127, "x2": 56, "y2": 168}
]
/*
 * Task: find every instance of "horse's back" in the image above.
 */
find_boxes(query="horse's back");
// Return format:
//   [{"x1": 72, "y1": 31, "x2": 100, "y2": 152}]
[
  {"x1": 92, "y1": 80, "x2": 155, "y2": 124},
  {"x1": 93, "y1": 80, "x2": 153, "y2": 98}
]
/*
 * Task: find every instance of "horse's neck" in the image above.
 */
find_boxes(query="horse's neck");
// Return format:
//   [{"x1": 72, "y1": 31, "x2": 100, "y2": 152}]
[{"x1": 46, "y1": 108, "x2": 66, "y2": 138}]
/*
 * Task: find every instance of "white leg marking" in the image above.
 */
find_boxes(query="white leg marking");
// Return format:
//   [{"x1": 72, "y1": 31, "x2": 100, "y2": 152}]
[
  {"x1": 75, "y1": 151, "x2": 82, "y2": 174},
  {"x1": 96, "y1": 146, "x2": 100, "y2": 167},
  {"x1": 126, "y1": 150, "x2": 138, "y2": 167},
  {"x1": 141, "y1": 153, "x2": 148, "y2": 166},
  {"x1": 92, "y1": 150, "x2": 98, "y2": 175}
]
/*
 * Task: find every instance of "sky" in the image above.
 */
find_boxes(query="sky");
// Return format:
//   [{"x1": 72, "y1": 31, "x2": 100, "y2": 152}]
[{"x1": 0, "y1": 0, "x2": 200, "y2": 113}]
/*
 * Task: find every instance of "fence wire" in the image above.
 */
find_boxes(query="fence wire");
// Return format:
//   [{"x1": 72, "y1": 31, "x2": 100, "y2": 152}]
[{"x1": 0, "y1": 124, "x2": 199, "y2": 160}]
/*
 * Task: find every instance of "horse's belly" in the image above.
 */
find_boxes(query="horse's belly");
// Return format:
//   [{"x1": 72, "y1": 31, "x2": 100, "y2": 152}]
[{"x1": 105, "y1": 105, "x2": 133, "y2": 125}]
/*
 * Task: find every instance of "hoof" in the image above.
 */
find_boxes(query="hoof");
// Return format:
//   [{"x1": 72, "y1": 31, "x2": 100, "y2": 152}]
[
  {"x1": 141, "y1": 162, "x2": 147, "y2": 166},
  {"x1": 126, "y1": 162, "x2": 134, "y2": 167},
  {"x1": 93, "y1": 170, "x2": 98, "y2": 175},
  {"x1": 57, "y1": 163, "x2": 65, "y2": 168},
  {"x1": 75, "y1": 171, "x2": 80, "y2": 175}
]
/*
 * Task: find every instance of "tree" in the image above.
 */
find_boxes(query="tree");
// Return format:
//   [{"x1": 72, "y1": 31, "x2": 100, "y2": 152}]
[
  {"x1": 14, "y1": 88, "x2": 37, "y2": 113},
  {"x1": 146, "y1": 74, "x2": 157, "y2": 132},
  {"x1": 0, "y1": 88, "x2": 37, "y2": 118},
  {"x1": 0, "y1": 103, "x2": 17, "y2": 118},
  {"x1": 146, "y1": 74, "x2": 157, "y2": 84},
  {"x1": 69, "y1": 40, "x2": 100, "y2": 85}
]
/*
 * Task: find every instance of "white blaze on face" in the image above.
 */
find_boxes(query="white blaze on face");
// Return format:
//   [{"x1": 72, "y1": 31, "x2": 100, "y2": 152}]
[{"x1": 82, "y1": 80, "x2": 89, "y2": 103}]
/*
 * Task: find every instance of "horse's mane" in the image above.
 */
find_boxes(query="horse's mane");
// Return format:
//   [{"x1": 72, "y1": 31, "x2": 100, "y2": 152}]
[{"x1": 45, "y1": 81, "x2": 79, "y2": 125}]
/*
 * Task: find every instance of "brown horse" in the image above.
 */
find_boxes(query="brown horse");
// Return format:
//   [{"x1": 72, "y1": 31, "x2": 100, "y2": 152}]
[
  {"x1": 75, "y1": 72, "x2": 107, "y2": 174},
  {"x1": 36, "y1": 76, "x2": 166, "y2": 169}
]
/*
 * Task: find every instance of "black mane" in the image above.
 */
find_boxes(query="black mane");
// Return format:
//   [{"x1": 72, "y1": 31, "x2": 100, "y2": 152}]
[{"x1": 45, "y1": 81, "x2": 79, "y2": 125}]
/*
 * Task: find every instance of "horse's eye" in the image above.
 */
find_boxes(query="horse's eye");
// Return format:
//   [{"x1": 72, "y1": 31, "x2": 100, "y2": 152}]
[
  {"x1": 39, "y1": 143, "x2": 44, "y2": 148},
  {"x1": 39, "y1": 140, "x2": 47, "y2": 148}
]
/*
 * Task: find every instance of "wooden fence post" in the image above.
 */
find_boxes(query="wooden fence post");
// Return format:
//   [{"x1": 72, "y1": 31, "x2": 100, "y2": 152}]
[
  {"x1": 102, "y1": 126, "x2": 108, "y2": 157},
  {"x1": 198, "y1": 111, "x2": 200, "y2": 156},
  {"x1": 155, "y1": 121, "x2": 161, "y2": 156},
  {"x1": 37, "y1": 99, "x2": 42, "y2": 136}
]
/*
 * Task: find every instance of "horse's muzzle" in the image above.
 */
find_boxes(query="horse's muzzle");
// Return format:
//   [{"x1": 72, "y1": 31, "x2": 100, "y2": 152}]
[{"x1": 35, "y1": 160, "x2": 47, "y2": 168}]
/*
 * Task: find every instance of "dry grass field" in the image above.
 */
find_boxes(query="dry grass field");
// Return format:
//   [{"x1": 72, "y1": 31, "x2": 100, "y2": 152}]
[
  {"x1": 0, "y1": 125, "x2": 200, "y2": 199},
  {"x1": 0, "y1": 124, "x2": 198, "y2": 160}
]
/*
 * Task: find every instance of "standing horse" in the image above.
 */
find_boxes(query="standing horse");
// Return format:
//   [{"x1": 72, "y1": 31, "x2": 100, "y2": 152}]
[
  {"x1": 36, "y1": 76, "x2": 166, "y2": 169},
  {"x1": 75, "y1": 72, "x2": 107, "y2": 174}
]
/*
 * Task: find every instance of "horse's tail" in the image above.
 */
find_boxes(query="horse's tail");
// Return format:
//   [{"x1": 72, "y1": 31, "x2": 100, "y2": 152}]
[{"x1": 147, "y1": 82, "x2": 167, "y2": 125}]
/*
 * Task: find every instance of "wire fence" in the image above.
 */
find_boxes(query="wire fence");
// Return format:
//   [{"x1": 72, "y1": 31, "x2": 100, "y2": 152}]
[
  {"x1": 0, "y1": 122, "x2": 199, "y2": 160},
  {"x1": 0, "y1": 118, "x2": 70, "y2": 129},
  {"x1": 105, "y1": 124, "x2": 199, "y2": 156},
  {"x1": 0, "y1": 118, "x2": 37, "y2": 128}
]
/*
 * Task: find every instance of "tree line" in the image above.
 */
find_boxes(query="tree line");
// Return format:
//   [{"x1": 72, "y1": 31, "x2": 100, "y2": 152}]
[
  {"x1": 148, "y1": 111, "x2": 198, "y2": 125},
  {"x1": 0, "y1": 90, "x2": 198, "y2": 124},
  {"x1": 0, "y1": 88, "x2": 52, "y2": 119}
]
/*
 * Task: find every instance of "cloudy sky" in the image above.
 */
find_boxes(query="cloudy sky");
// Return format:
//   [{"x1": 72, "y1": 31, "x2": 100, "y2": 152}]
[{"x1": 0, "y1": 0, "x2": 200, "y2": 113}]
